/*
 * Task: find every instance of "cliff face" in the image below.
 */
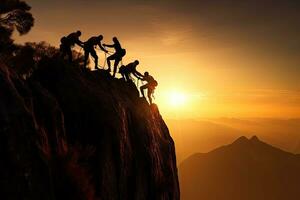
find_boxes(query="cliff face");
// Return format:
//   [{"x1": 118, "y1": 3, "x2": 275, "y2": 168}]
[{"x1": 0, "y1": 60, "x2": 179, "y2": 200}]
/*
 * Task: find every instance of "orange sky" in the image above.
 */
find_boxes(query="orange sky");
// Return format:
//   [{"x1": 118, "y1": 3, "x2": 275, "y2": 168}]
[{"x1": 15, "y1": 0, "x2": 300, "y2": 119}]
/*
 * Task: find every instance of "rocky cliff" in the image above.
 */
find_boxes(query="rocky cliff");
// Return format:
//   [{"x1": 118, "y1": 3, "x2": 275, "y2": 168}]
[{"x1": 0, "y1": 59, "x2": 179, "y2": 200}]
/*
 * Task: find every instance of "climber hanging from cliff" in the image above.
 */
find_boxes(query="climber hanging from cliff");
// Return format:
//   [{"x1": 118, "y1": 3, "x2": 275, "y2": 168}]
[
  {"x1": 83, "y1": 35, "x2": 108, "y2": 70},
  {"x1": 119, "y1": 60, "x2": 143, "y2": 82},
  {"x1": 60, "y1": 31, "x2": 84, "y2": 62},
  {"x1": 139, "y1": 72, "x2": 158, "y2": 104},
  {"x1": 103, "y1": 37, "x2": 126, "y2": 77}
]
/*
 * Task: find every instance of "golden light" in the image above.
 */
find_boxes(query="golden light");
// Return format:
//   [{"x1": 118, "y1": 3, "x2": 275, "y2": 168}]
[{"x1": 169, "y1": 91, "x2": 188, "y2": 107}]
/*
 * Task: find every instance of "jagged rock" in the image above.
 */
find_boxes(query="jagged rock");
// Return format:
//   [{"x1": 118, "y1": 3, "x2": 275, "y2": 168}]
[{"x1": 0, "y1": 61, "x2": 180, "y2": 200}]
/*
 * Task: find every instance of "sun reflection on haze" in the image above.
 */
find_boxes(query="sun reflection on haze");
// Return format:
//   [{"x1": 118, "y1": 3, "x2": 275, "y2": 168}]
[{"x1": 169, "y1": 91, "x2": 188, "y2": 107}]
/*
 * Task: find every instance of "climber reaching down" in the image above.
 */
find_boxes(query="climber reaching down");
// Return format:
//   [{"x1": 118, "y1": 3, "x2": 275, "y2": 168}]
[
  {"x1": 60, "y1": 31, "x2": 83, "y2": 62},
  {"x1": 119, "y1": 60, "x2": 143, "y2": 82},
  {"x1": 103, "y1": 37, "x2": 126, "y2": 77},
  {"x1": 83, "y1": 35, "x2": 108, "y2": 70}
]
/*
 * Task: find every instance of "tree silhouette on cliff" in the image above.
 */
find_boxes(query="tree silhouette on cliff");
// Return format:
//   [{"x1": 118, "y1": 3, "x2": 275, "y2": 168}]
[{"x1": 0, "y1": 0, "x2": 34, "y2": 53}]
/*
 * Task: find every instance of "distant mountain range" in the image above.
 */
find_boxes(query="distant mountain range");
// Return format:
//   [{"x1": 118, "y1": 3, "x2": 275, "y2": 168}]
[
  {"x1": 179, "y1": 136, "x2": 300, "y2": 200},
  {"x1": 167, "y1": 118, "x2": 300, "y2": 162}
]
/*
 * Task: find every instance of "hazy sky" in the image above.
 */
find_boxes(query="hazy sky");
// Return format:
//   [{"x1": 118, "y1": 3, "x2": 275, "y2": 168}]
[{"x1": 16, "y1": 0, "x2": 300, "y2": 118}]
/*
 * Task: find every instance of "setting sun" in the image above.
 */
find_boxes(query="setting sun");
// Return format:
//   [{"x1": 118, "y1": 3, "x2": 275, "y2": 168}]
[
  {"x1": 169, "y1": 91, "x2": 187, "y2": 107},
  {"x1": 3, "y1": 1, "x2": 300, "y2": 200}
]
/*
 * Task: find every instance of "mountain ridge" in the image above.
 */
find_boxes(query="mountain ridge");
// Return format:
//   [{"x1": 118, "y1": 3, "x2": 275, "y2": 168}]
[{"x1": 180, "y1": 136, "x2": 300, "y2": 200}]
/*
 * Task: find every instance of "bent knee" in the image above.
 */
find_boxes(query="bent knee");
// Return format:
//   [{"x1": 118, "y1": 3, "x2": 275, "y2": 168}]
[
  {"x1": 140, "y1": 85, "x2": 147, "y2": 90},
  {"x1": 107, "y1": 56, "x2": 114, "y2": 60}
]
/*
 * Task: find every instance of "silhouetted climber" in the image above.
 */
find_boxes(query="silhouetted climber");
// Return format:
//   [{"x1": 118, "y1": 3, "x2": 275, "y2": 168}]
[
  {"x1": 60, "y1": 31, "x2": 83, "y2": 62},
  {"x1": 103, "y1": 37, "x2": 126, "y2": 77},
  {"x1": 140, "y1": 72, "x2": 158, "y2": 104},
  {"x1": 83, "y1": 35, "x2": 108, "y2": 69},
  {"x1": 119, "y1": 60, "x2": 142, "y2": 82}
]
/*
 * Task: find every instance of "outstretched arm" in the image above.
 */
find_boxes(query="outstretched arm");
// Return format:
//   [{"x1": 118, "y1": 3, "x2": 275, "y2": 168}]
[
  {"x1": 103, "y1": 44, "x2": 115, "y2": 48},
  {"x1": 133, "y1": 70, "x2": 143, "y2": 79},
  {"x1": 98, "y1": 43, "x2": 108, "y2": 52},
  {"x1": 75, "y1": 39, "x2": 84, "y2": 47}
]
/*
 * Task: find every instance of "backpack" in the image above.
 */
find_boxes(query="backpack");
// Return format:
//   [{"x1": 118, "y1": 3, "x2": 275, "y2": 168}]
[
  {"x1": 149, "y1": 76, "x2": 158, "y2": 88},
  {"x1": 120, "y1": 48, "x2": 126, "y2": 57},
  {"x1": 60, "y1": 36, "x2": 68, "y2": 44},
  {"x1": 119, "y1": 65, "x2": 126, "y2": 74},
  {"x1": 152, "y1": 80, "x2": 158, "y2": 87}
]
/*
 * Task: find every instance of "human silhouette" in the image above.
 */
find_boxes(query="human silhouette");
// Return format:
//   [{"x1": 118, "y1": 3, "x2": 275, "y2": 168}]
[
  {"x1": 139, "y1": 72, "x2": 158, "y2": 104},
  {"x1": 103, "y1": 37, "x2": 126, "y2": 77},
  {"x1": 60, "y1": 31, "x2": 83, "y2": 62},
  {"x1": 119, "y1": 60, "x2": 143, "y2": 82},
  {"x1": 83, "y1": 35, "x2": 108, "y2": 69}
]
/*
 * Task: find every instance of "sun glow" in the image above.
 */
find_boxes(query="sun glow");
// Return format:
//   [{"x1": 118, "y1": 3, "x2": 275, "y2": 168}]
[{"x1": 169, "y1": 91, "x2": 188, "y2": 107}]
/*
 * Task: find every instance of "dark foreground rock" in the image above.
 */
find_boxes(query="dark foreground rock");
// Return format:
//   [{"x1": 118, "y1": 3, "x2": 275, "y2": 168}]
[{"x1": 0, "y1": 60, "x2": 179, "y2": 200}]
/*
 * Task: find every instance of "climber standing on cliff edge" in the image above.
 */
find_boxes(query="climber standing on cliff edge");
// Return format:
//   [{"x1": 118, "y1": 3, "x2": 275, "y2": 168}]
[
  {"x1": 139, "y1": 71, "x2": 158, "y2": 104},
  {"x1": 60, "y1": 31, "x2": 84, "y2": 62},
  {"x1": 103, "y1": 37, "x2": 126, "y2": 77},
  {"x1": 83, "y1": 35, "x2": 108, "y2": 70}
]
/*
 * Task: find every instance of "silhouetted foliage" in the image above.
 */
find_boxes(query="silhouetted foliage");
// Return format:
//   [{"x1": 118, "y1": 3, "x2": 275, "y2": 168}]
[
  {"x1": 8, "y1": 42, "x2": 58, "y2": 78},
  {"x1": 8, "y1": 41, "x2": 85, "y2": 78},
  {"x1": 0, "y1": 0, "x2": 34, "y2": 56}
]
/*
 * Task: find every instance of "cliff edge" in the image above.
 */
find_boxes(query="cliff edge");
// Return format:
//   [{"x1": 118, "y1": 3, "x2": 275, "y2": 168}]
[{"x1": 0, "y1": 60, "x2": 179, "y2": 200}]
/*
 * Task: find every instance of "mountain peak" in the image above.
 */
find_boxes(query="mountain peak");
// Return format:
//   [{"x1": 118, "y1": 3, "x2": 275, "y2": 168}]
[
  {"x1": 180, "y1": 136, "x2": 300, "y2": 200},
  {"x1": 232, "y1": 136, "x2": 249, "y2": 144},
  {"x1": 250, "y1": 135, "x2": 260, "y2": 142},
  {"x1": 232, "y1": 135, "x2": 261, "y2": 146}
]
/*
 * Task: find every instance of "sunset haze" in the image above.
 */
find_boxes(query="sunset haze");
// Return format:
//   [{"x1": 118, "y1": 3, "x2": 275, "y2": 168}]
[{"x1": 15, "y1": 0, "x2": 300, "y2": 119}]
